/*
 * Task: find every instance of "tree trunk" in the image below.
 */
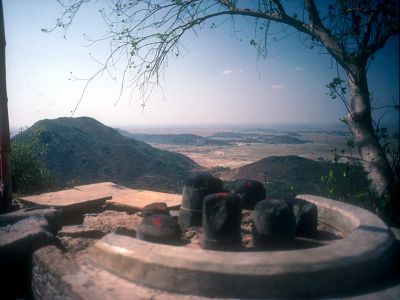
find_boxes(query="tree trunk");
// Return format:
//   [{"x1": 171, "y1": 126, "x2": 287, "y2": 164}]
[
  {"x1": 0, "y1": 0, "x2": 12, "y2": 211},
  {"x1": 344, "y1": 67, "x2": 394, "y2": 208}
]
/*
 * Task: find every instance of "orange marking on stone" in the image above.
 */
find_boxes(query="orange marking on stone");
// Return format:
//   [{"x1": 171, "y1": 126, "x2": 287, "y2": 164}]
[{"x1": 152, "y1": 215, "x2": 163, "y2": 226}]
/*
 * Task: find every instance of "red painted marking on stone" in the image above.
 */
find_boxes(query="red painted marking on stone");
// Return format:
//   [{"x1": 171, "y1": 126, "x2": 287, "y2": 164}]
[{"x1": 151, "y1": 216, "x2": 163, "y2": 227}]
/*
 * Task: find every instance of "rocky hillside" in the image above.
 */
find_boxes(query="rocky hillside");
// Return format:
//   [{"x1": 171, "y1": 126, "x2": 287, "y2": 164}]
[
  {"x1": 12, "y1": 117, "x2": 200, "y2": 193},
  {"x1": 223, "y1": 155, "x2": 369, "y2": 203}
]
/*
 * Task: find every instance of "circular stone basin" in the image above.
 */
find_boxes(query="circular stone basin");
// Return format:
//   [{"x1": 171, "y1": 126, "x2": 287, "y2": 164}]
[{"x1": 88, "y1": 195, "x2": 396, "y2": 298}]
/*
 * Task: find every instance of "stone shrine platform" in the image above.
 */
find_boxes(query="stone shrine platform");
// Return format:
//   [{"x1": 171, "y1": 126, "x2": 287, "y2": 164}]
[{"x1": 1, "y1": 184, "x2": 399, "y2": 299}]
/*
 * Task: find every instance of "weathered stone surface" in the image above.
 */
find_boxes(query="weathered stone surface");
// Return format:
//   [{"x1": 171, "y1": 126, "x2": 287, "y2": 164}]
[
  {"x1": 0, "y1": 217, "x2": 55, "y2": 299},
  {"x1": 179, "y1": 173, "x2": 223, "y2": 230},
  {"x1": 83, "y1": 210, "x2": 141, "y2": 237},
  {"x1": 20, "y1": 182, "x2": 118, "y2": 224},
  {"x1": 58, "y1": 225, "x2": 104, "y2": 239},
  {"x1": 201, "y1": 193, "x2": 241, "y2": 250},
  {"x1": 291, "y1": 198, "x2": 318, "y2": 236},
  {"x1": 390, "y1": 227, "x2": 400, "y2": 241},
  {"x1": 0, "y1": 207, "x2": 62, "y2": 234},
  {"x1": 137, "y1": 214, "x2": 181, "y2": 244},
  {"x1": 20, "y1": 182, "x2": 180, "y2": 224},
  {"x1": 169, "y1": 209, "x2": 180, "y2": 218},
  {"x1": 252, "y1": 199, "x2": 296, "y2": 246},
  {"x1": 33, "y1": 245, "x2": 217, "y2": 300},
  {"x1": 0, "y1": 216, "x2": 54, "y2": 255},
  {"x1": 58, "y1": 236, "x2": 97, "y2": 254},
  {"x1": 90, "y1": 217, "x2": 396, "y2": 300},
  {"x1": 57, "y1": 210, "x2": 141, "y2": 253},
  {"x1": 32, "y1": 246, "x2": 80, "y2": 300},
  {"x1": 33, "y1": 241, "x2": 400, "y2": 300},
  {"x1": 182, "y1": 226, "x2": 202, "y2": 248},
  {"x1": 141, "y1": 202, "x2": 170, "y2": 218},
  {"x1": 30, "y1": 195, "x2": 400, "y2": 299},
  {"x1": 106, "y1": 188, "x2": 182, "y2": 213},
  {"x1": 232, "y1": 179, "x2": 265, "y2": 210},
  {"x1": 20, "y1": 182, "x2": 114, "y2": 208}
]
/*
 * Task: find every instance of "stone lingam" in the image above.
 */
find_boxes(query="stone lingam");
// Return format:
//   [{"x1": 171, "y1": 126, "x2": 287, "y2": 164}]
[{"x1": 31, "y1": 175, "x2": 399, "y2": 299}]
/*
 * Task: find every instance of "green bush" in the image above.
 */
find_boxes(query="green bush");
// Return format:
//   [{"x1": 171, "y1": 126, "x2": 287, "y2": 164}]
[{"x1": 11, "y1": 128, "x2": 53, "y2": 194}]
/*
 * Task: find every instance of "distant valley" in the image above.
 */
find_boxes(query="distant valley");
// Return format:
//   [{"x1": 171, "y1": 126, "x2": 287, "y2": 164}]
[
  {"x1": 118, "y1": 129, "x2": 312, "y2": 146},
  {"x1": 118, "y1": 130, "x2": 229, "y2": 146}
]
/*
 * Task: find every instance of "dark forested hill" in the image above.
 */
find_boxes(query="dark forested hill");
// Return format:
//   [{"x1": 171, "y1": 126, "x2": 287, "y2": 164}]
[
  {"x1": 12, "y1": 117, "x2": 200, "y2": 193},
  {"x1": 223, "y1": 155, "x2": 369, "y2": 203}
]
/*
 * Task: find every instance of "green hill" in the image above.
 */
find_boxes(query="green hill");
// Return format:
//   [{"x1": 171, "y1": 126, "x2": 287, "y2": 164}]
[
  {"x1": 223, "y1": 155, "x2": 370, "y2": 205},
  {"x1": 12, "y1": 117, "x2": 200, "y2": 193}
]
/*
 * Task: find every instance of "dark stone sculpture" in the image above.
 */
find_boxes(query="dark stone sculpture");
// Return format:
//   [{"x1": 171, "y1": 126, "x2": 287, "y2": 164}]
[
  {"x1": 179, "y1": 172, "x2": 223, "y2": 230},
  {"x1": 252, "y1": 199, "x2": 296, "y2": 247},
  {"x1": 291, "y1": 198, "x2": 318, "y2": 236},
  {"x1": 201, "y1": 192, "x2": 242, "y2": 250},
  {"x1": 232, "y1": 179, "x2": 266, "y2": 210}
]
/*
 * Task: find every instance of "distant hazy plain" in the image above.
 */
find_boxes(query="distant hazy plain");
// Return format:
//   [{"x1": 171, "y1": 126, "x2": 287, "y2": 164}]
[{"x1": 120, "y1": 123, "x2": 355, "y2": 169}]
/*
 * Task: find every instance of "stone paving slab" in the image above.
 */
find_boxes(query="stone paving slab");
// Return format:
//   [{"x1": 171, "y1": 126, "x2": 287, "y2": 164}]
[
  {"x1": 106, "y1": 189, "x2": 182, "y2": 212},
  {"x1": 20, "y1": 182, "x2": 117, "y2": 208},
  {"x1": 20, "y1": 182, "x2": 181, "y2": 214}
]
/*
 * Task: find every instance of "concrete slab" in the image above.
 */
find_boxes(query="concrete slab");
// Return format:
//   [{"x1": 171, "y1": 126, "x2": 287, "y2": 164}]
[
  {"x1": 20, "y1": 182, "x2": 116, "y2": 208},
  {"x1": 106, "y1": 189, "x2": 182, "y2": 212},
  {"x1": 20, "y1": 182, "x2": 181, "y2": 214}
]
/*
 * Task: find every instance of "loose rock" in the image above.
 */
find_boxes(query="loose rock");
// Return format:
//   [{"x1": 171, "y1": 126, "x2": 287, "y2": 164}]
[
  {"x1": 137, "y1": 214, "x2": 181, "y2": 245},
  {"x1": 0, "y1": 216, "x2": 55, "y2": 299},
  {"x1": 0, "y1": 216, "x2": 55, "y2": 255},
  {"x1": 141, "y1": 202, "x2": 170, "y2": 218},
  {"x1": 0, "y1": 207, "x2": 62, "y2": 235},
  {"x1": 202, "y1": 192, "x2": 242, "y2": 250}
]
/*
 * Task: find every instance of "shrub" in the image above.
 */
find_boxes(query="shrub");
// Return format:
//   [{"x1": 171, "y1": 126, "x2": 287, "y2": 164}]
[{"x1": 11, "y1": 128, "x2": 53, "y2": 194}]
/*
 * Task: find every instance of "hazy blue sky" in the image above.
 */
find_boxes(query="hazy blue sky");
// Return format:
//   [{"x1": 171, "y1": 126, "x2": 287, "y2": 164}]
[{"x1": 3, "y1": 0, "x2": 399, "y2": 129}]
